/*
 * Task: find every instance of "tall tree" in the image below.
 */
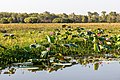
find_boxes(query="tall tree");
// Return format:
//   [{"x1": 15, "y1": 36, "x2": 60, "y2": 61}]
[
  {"x1": 99, "y1": 11, "x2": 107, "y2": 22},
  {"x1": 88, "y1": 12, "x2": 92, "y2": 22},
  {"x1": 107, "y1": 12, "x2": 117, "y2": 23}
]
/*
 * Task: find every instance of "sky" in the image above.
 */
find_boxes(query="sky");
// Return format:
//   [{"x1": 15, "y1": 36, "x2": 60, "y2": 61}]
[{"x1": 0, "y1": 0, "x2": 119, "y2": 15}]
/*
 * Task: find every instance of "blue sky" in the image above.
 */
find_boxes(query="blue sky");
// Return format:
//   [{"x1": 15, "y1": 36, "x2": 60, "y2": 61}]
[{"x1": 0, "y1": 0, "x2": 119, "y2": 14}]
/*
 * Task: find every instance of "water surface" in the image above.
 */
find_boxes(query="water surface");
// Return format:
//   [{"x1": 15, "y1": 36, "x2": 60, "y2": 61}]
[{"x1": 0, "y1": 61, "x2": 120, "y2": 80}]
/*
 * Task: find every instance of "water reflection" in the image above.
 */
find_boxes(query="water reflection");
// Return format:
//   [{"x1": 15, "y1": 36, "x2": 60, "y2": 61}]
[
  {"x1": 0, "y1": 60, "x2": 120, "y2": 80},
  {"x1": 0, "y1": 57, "x2": 120, "y2": 74}
]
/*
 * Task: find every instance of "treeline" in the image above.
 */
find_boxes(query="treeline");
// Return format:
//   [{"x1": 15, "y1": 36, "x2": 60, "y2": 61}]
[{"x1": 0, "y1": 11, "x2": 120, "y2": 23}]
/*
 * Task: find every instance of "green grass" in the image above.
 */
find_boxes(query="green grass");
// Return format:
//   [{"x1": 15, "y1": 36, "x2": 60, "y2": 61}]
[{"x1": 0, "y1": 23, "x2": 120, "y2": 47}]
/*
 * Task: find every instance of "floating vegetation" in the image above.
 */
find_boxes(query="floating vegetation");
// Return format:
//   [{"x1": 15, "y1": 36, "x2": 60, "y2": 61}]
[{"x1": 0, "y1": 25, "x2": 120, "y2": 66}]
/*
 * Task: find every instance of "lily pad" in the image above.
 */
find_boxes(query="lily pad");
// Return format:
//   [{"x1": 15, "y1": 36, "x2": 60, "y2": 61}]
[
  {"x1": 19, "y1": 66, "x2": 39, "y2": 70},
  {"x1": 53, "y1": 63, "x2": 72, "y2": 66},
  {"x1": 41, "y1": 51, "x2": 48, "y2": 58}
]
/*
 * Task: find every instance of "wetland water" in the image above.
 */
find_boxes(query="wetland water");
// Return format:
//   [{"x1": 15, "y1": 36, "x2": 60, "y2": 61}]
[{"x1": 0, "y1": 61, "x2": 120, "y2": 80}]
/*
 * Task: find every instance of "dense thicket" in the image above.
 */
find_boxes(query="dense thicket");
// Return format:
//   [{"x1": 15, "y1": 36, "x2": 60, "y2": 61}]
[{"x1": 0, "y1": 11, "x2": 120, "y2": 23}]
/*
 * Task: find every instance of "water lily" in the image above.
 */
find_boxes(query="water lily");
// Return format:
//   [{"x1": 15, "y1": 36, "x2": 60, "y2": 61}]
[
  {"x1": 106, "y1": 38, "x2": 110, "y2": 41},
  {"x1": 97, "y1": 33, "x2": 101, "y2": 37},
  {"x1": 46, "y1": 47, "x2": 50, "y2": 51},
  {"x1": 50, "y1": 32, "x2": 54, "y2": 35},
  {"x1": 99, "y1": 41, "x2": 103, "y2": 44}
]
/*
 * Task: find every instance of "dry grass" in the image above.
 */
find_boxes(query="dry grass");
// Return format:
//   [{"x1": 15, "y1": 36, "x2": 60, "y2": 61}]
[
  {"x1": 0, "y1": 23, "x2": 120, "y2": 35},
  {"x1": 0, "y1": 23, "x2": 120, "y2": 29}
]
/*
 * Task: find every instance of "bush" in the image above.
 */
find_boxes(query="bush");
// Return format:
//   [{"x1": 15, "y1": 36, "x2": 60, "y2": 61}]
[
  {"x1": 24, "y1": 17, "x2": 40, "y2": 23},
  {"x1": 0, "y1": 18, "x2": 9, "y2": 23},
  {"x1": 52, "y1": 18, "x2": 63, "y2": 23}
]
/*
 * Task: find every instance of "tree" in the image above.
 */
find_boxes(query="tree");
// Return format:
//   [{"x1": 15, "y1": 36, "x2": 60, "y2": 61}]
[
  {"x1": 68, "y1": 13, "x2": 76, "y2": 22},
  {"x1": 24, "y1": 17, "x2": 40, "y2": 23},
  {"x1": 41, "y1": 11, "x2": 53, "y2": 23},
  {"x1": 68, "y1": 13, "x2": 82, "y2": 23},
  {"x1": 52, "y1": 18, "x2": 63, "y2": 23},
  {"x1": 58, "y1": 13, "x2": 68, "y2": 19},
  {"x1": 0, "y1": 17, "x2": 9, "y2": 23},
  {"x1": 107, "y1": 12, "x2": 117, "y2": 23},
  {"x1": 99, "y1": 11, "x2": 107, "y2": 22},
  {"x1": 92, "y1": 12, "x2": 99, "y2": 22},
  {"x1": 62, "y1": 18, "x2": 73, "y2": 23},
  {"x1": 8, "y1": 17, "x2": 14, "y2": 23},
  {"x1": 0, "y1": 11, "x2": 119, "y2": 23},
  {"x1": 88, "y1": 12, "x2": 92, "y2": 23},
  {"x1": 82, "y1": 16, "x2": 88, "y2": 23},
  {"x1": 116, "y1": 14, "x2": 120, "y2": 23}
]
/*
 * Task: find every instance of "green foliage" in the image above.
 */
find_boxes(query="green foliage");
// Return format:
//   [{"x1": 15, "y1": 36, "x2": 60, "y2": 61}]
[
  {"x1": 24, "y1": 17, "x2": 40, "y2": 23},
  {"x1": 8, "y1": 17, "x2": 14, "y2": 23},
  {"x1": 52, "y1": 18, "x2": 63, "y2": 23},
  {"x1": 46, "y1": 35, "x2": 55, "y2": 43},
  {"x1": 0, "y1": 17, "x2": 9, "y2": 23},
  {"x1": 82, "y1": 16, "x2": 88, "y2": 23},
  {"x1": 0, "y1": 24, "x2": 120, "y2": 65},
  {"x1": 0, "y1": 11, "x2": 119, "y2": 23}
]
